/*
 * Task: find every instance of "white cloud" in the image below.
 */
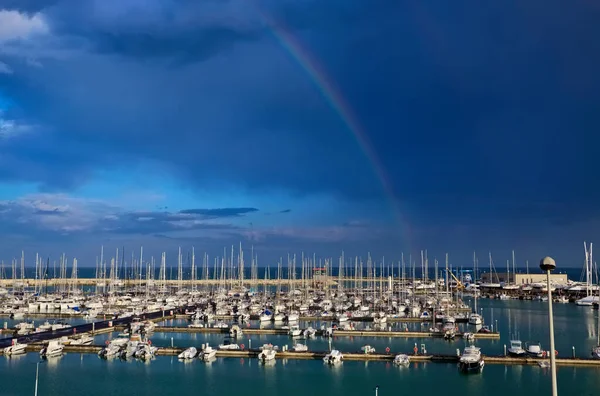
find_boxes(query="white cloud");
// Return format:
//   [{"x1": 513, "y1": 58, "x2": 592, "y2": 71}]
[
  {"x1": 0, "y1": 114, "x2": 33, "y2": 139},
  {"x1": 0, "y1": 193, "x2": 116, "y2": 233},
  {"x1": 0, "y1": 10, "x2": 49, "y2": 43},
  {"x1": 0, "y1": 60, "x2": 12, "y2": 74}
]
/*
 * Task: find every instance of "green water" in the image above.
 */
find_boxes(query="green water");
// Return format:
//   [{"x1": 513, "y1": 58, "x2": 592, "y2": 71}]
[{"x1": 1, "y1": 299, "x2": 599, "y2": 395}]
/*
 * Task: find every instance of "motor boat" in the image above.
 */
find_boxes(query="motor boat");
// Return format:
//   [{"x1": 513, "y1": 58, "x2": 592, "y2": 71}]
[
  {"x1": 258, "y1": 346, "x2": 277, "y2": 363},
  {"x1": 120, "y1": 340, "x2": 140, "y2": 359},
  {"x1": 213, "y1": 321, "x2": 228, "y2": 329},
  {"x1": 259, "y1": 310, "x2": 273, "y2": 322},
  {"x1": 393, "y1": 354, "x2": 410, "y2": 366},
  {"x1": 463, "y1": 332, "x2": 475, "y2": 342},
  {"x1": 526, "y1": 342, "x2": 544, "y2": 358},
  {"x1": 303, "y1": 327, "x2": 317, "y2": 338},
  {"x1": 274, "y1": 313, "x2": 286, "y2": 322},
  {"x1": 468, "y1": 313, "x2": 482, "y2": 325},
  {"x1": 508, "y1": 340, "x2": 526, "y2": 357},
  {"x1": 458, "y1": 345, "x2": 484, "y2": 373},
  {"x1": 360, "y1": 345, "x2": 376, "y2": 354},
  {"x1": 178, "y1": 347, "x2": 198, "y2": 360},
  {"x1": 293, "y1": 343, "x2": 308, "y2": 352},
  {"x1": 134, "y1": 343, "x2": 157, "y2": 361},
  {"x1": 40, "y1": 340, "x2": 64, "y2": 358},
  {"x1": 199, "y1": 345, "x2": 217, "y2": 361},
  {"x1": 323, "y1": 349, "x2": 343, "y2": 365},
  {"x1": 99, "y1": 342, "x2": 123, "y2": 358},
  {"x1": 336, "y1": 313, "x2": 349, "y2": 323},
  {"x1": 70, "y1": 334, "x2": 93, "y2": 346},
  {"x1": 4, "y1": 341, "x2": 27, "y2": 355},
  {"x1": 218, "y1": 340, "x2": 240, "y2": 350},
  {"x1": 444, "y1": 329, "x2": 456, "y2": 340},
  {"x1": 288, "y1": 325, "x2": 302, "y2": 337}
]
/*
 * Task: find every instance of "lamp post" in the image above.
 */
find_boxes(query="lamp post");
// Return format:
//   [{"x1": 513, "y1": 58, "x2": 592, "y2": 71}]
[
  {"x1": 34, "y1": 361, "x2": 39, "y2": 396},
  {"x1": 540, "y1": 257, "x2": 558, "y2": 396}
]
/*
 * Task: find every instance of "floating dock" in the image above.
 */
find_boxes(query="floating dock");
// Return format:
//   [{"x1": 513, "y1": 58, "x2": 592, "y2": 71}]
[
  {"x1": 9, "y1": 344, "x2": 600, "y2": 367},
  {"x1": 151, "y1": 326, "x2": 500, "y2": 339}
]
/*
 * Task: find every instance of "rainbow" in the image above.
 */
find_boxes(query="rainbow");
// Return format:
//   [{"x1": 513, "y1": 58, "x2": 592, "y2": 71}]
[{"x1": 260, "y1": 13, "x2": 413, "y2": 251}]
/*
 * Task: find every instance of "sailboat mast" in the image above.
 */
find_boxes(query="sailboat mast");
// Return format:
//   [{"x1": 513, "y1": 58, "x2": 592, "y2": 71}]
[{"x1": 512, "y1": 250, "x2": 516, "y2": 284}]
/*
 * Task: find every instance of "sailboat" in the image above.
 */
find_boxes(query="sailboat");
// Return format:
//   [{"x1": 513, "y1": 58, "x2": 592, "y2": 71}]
[{"x1": 469, "y1": 295, "x2": 482, "y2": 325}]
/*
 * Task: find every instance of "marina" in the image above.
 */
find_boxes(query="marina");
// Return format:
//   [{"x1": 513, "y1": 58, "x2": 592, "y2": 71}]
[
  {"x1": 0, "y1": 247, "x2": 598, "y2": 395},
  {"x1": 2, "y1": 0, "x2": 598, "y2": 394}
]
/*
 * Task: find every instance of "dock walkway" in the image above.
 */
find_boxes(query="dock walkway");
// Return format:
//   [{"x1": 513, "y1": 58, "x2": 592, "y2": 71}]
[
  {"x1": 152, "y1": 326, "x2": 500, "y2": 339},
  {"x1": 14, "y1": 344, "x2": 600, "y2": 367}
]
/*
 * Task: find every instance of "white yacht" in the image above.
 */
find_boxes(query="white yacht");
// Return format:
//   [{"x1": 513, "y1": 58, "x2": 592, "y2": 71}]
[
  {"x1": 576, "y1": 296, "x2": 599, "y2": 306},
  {"x1": 134, "y1": 343, "x2": 157, "y2": 360},
  {"x1": 360, "y1": 345, "x2": 376, "y2": 354},
  {"x1": 526, "y1": 342, "x2": 544, "y2": 357},
  {"x1": 463, "y1": 332, "x2": 475, "y2": 342},
  {"x1": 468, "y1": 313, "x2": 483, "y2": 325},
  {"x1": 188, "y1": 319, "x2": 204, "y2": 328},
  {"x1": 199, "y1": 345, "x2": 217, "y2": 361},
  {"x1": 178, "y1": 347, "x2": 198, "y2": 360},
  {"x1": 258, "y1": 346, "x2": 277, "y2": 362},
  {"x1": 336, "y1": 313, "x2": 349, "y2": 323},
  {"x1": 120, "y1": 340, "x2": 140, "y2": 359},
  {"x1": 99, "y1": 342, "x2": 123, "y2": 358},
  {"x1": 218, "y1": 340, "x2": 240, "y2": 350},
  {"x1": 288, "y1": 325, "x2": 302, "y2": 337},
  {"x1": 274, "y1": 313, "x2": 286, "y2": 322},
  {"x1": 259, "y1": 311, "x2": 273, "y2": 322},
  {"x1": 293, "y1": 343, "x2": 308, "y2": 352},
  {"x1": 303, "y1": 327, "x2": 317, "y2": 338},
  {"x1": 393, "y1": 354, "x2": 410, "y2": 366},
  {"x1": 40, "y1": 340, "x2": 64, "y2": 358},
  {"x1": 70, "y1": 334, "x2": 93, "y2": 346},
  {"x1": 4, "y1": 341, "x2": 27, "y2": 355},
  {"x1": 458, "y1": 345, "x2": 484, "y2": 373},
  {"x1": 508, "y1": 340, "x2": 526, "y2": 357},
  {"x1": 323, "y1": 349, "x2": 343, "y2": 365}
]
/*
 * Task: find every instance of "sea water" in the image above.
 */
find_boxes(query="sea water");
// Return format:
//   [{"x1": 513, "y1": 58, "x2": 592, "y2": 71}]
[{"x1": 1, "y1": 299, "x2": 599, "y2": 395}]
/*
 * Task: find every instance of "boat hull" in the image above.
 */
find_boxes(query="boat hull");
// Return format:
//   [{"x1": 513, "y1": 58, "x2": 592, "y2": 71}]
[{"x1": 459, "y1": 360, "x2": 484, "y2": 373}]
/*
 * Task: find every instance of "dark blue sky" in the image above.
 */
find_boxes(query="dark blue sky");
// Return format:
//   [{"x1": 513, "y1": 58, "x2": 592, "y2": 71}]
[{"x1": 0, "y1": 0, "x2": 599, "y2": 268}]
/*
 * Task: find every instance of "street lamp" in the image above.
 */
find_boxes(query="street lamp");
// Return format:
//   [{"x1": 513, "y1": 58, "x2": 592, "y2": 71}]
[
  {"x1": 540, "y1": 257, "x2": 558, "y2": 396},
  {"x1": 34, "y1": 359, "x2": 45, "y2": 396}
]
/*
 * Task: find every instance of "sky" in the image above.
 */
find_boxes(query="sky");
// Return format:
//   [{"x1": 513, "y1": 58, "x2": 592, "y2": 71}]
[{"x1": 0, "y1": 0, "x2": 599, "y2": 269}]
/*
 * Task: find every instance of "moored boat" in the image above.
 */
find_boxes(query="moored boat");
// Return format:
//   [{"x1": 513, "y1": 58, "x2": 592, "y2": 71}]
[{"x1": 458, "y1": 345, "x2": 484, "y2": 373}]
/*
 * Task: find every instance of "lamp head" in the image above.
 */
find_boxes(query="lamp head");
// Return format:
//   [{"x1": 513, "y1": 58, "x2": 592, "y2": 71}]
[{"x1": 539, "y1": 256, "x2": 556, "y2": 272}]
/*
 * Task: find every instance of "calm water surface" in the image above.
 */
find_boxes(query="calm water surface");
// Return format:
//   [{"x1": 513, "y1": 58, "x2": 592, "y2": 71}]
[{"x1": 1, "y1": 299, "x2": 599, "y2": 395}]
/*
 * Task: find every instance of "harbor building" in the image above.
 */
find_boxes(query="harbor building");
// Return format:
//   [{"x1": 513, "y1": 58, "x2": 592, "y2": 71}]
[{"x1": 479, "y1": 272, "x2": 569, "y2": 285}]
